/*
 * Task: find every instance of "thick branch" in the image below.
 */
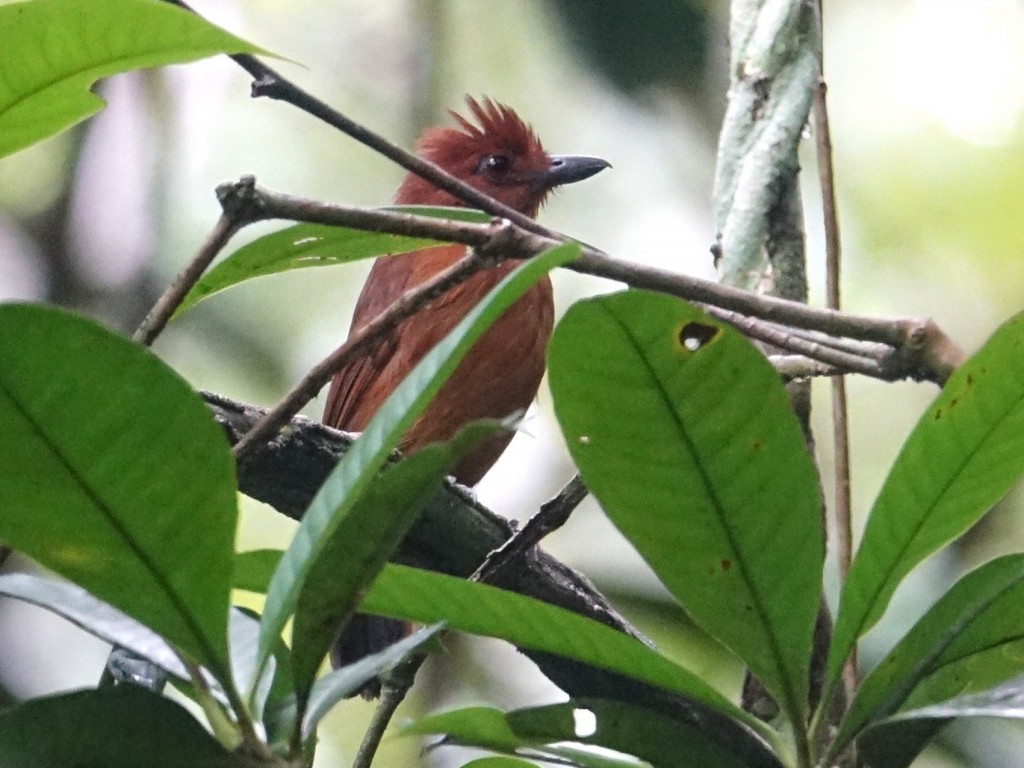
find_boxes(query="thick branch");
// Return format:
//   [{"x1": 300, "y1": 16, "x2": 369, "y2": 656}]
[{"x1": 205, "y1": 392, "x2": 780, "y2": 768}]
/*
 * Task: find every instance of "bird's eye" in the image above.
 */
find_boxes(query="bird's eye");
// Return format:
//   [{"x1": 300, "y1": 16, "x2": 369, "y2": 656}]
[{"x1": 477, "y1": 154, "x2": 511, "y2": 179}]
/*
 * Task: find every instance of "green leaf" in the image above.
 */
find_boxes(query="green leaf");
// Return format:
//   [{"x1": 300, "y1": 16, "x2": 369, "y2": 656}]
[
  {"x1": 226, "y1": 607, "x2": 282, "y2": 722},
  {"x1": 255, "y1": 243, "x2": 579, "y2": 687},
  {"x1": 0, "y1": 686, "x2": 237, "y2": 767},
  {"x1": 858, "y1": 675, "x2": 1024, "y2": 768},
  {"x1": 407, "y1": 707, "x2": 521, "y2": 752},
  {"x1": 408, "y1": 699, "x2": 777, "y2": 768},
  {"x1": 507, "y1": 699, "x2": 766, "y2": 768},
  {"x1": 301, "y1": 623, "x2": 444, "y2": 740},
  {"x1": 459, "y1": 759, "x2": 543, "y2": 768},
  {"x1": 856, "y1": 718, "x2": 947, "y2": 768},
  {"x1": 0, "y1": 572, "x2": 186, "y2": 679},
  {"x1": 406, "y1": 707, "x2": 636, "y2": 768},
  {"x1": 233, "y1": 548, "x2": 282, "y2": 593},
  {"x1": 363, "y1": 564, "x2": 771, "y2": 741},
  {"x1": 291, "y1": 422, "x2": 501, "y2": 714},
  {"x1": 885, "y1": 673, "x2": 1024, "y2": 720},
  {"x1": 832, "y1": 554, "x2": 1024, "y2": 759},
  {"x1": 0, "y1": 304, "x2": 236, "y2": 679},
  {"x1": 829, "y1": 312, "x2": 1024, "y2": 690},
  {"x1": 0, "y1": 0, "x2": 265, "y2": 158},
  {"x1": 547, "y1": 290, "x2": 822, "y2": 727},
  {"x1": 0, "y1": 574, "x2": 278, "y2": 720},
  {"x1": 175, "y1": 207, "x2": 490, "y2": 316}
]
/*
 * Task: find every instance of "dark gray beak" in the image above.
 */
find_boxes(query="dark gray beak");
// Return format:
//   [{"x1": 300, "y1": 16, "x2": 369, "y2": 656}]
[{"x1": 541, "y1": 155, "x2": 611, "y2": 188}]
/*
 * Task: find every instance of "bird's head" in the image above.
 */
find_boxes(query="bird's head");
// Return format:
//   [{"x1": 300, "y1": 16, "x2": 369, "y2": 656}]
[{"x1": 394, "y1": 96, "x2": 609, "y2": 218}]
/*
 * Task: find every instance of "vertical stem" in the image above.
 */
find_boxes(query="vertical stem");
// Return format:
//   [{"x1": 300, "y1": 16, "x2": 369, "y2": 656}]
[{"x1": 810, "y1": 7, "x2": 857, "y2": 706}]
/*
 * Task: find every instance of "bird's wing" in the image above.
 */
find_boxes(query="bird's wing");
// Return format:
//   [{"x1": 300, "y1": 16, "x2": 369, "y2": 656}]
[{"x1": 322, "y1": 244, "x2": 467, "y2": 431}]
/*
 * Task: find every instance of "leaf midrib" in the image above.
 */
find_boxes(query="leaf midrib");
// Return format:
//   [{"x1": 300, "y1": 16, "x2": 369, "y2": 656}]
[
  {"x1": 600, "y1": 302, "x2": 801, "y2": 723},
  {"x1": 0, "y1": 375, "x2": 224, "y2": 675}
]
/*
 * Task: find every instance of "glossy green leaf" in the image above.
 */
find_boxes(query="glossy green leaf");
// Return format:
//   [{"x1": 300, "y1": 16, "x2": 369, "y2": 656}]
[
  {"x1": 255, "y1": 243, "x2": 579, "y2": 687},
  {"x1": 858, "y1": 675, "x2": 1024, "y2": 768},
  {"x1": 408, "y1": 699, "x2": 777, "y2": 768},
  {"x1": 301, "y1": 624, "x2": 444, "y2": 739},
  {"x1": 0, "y1": 0, "x2": 265, "y2": 158},
  {"x1": 0, "y1": 572, "x2": 186, "y2": 678},
  {"x1": 887, "y1": 674, "x2": 1024, "y2": 720},
  {"x1": 226, "y1": 607, "x2": 282, "y2": 723},
  {"x1": 0, "y1": 574, "x2": 281, "y2": 719},
  {"x1": 176, "y1": 207, "x2": 489, "y2": 315},
  {"x1": 0, "y1": 304, "x2": 236, "y2": 679},
  {"x1": 508, "y1": 699, "x2": 766, "y2": 768},
  {"x1": 406, "y1": 707, "x2": 638, "y2": 768},
  {"x1": 829, "y1": 312, "x2": 1024, "y2": 690},
  {"x1": 362, "y1": 564, "x2": 770, "y2": 740},
  {"x1": 547, "y1": 290, "x2": 822, "y2": 727},
  {"x1": 407, "y1": 707, "x2": 521, "y2": 752},
  {"x1": 459, "y1": 759, "x2": 543, "y2": 768},
  {"x1": 856, "y1": 718, "x2": 947, "y2": 768},
  {"x1": 831, "y1": 554, "x2": 1024, "y2": 760},
  {"x1": 233, "y1": 548, "x2": 282, "y2": 593},
  {"x1": 0, "y1": 686, "x2": 236, "y2": 767},
  {"x1": 291, "y1": 422, "x2": 500, "y2": 714}
]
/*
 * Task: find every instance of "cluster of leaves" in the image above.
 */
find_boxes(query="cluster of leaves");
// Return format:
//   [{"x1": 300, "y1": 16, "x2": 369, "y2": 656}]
[{"x1": 5, "y1": 1, "x2": 1024, "y2": 768}]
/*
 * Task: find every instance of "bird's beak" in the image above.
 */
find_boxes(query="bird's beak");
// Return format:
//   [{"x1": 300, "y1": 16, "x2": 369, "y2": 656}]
[{"x1": 541, "y1": 155, "x2": 611, "y2": 189}]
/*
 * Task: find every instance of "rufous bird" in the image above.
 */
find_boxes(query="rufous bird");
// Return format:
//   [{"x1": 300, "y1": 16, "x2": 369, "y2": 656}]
[{"x1": 324, "y1": 96, "x2": 609, "y2": 686}]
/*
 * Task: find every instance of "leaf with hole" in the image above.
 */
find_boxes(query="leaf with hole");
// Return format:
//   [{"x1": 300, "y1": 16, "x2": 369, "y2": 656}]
[
  {"x1": 407, "y1": 698, "x2": 776, "y2": 768},
  {"x1": 548, "y1": 289, "x2": 823, "y2": 728}
]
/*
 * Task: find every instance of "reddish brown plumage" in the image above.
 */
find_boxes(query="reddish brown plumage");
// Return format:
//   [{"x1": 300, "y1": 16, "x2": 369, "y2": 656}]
[
  {"x1": 324, "y1": 97, "x2": 607, "y2": 484},
  {"x1": 324, "y1": 97, "x2": 607, "y2": 684}
]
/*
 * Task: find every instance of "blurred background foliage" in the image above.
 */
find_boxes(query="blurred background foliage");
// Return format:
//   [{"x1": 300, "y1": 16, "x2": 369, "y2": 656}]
[{"x1": 1, "y1": 0, "x2": 1023, "y2": 765}]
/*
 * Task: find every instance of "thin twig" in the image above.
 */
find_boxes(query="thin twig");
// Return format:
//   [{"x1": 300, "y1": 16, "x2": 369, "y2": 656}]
[
  {"x1": 351, "y1": 659, "x2": 419, "y2": 768},
  {"x1": 780, "y1": 322, "x2": 890, "y2": 360},
  {"x1": 706, "y1": 306, "x2": 886, "y2": 378},
  {"x1": 575, "y1": 250, "x2": 907, "y2": 349},
  {"x1": 472, "y1": 475, "x2": 589, "y2": 583},
  {"x1": 133, "y1": 214, "x2": 241, "y2": 346},
  {"x1": 811, "y1": 17, "x2": 857, "y2": 712},
  {"x1": 162, "y1": 0, "x2": 555, "y2": 241},
  {"x1": 770, "y1": 355, "x2": 849, "y2": 380}
]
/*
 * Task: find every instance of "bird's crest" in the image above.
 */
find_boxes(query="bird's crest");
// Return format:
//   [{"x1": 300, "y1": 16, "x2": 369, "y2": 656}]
[
  {"x1": 411, "y1": 96, "x2": 549, "y2": 174},
  {"x1": 395, "y1": 96, "x2": 554, "y2": 215},
  {"x1": 447, "y1": 97, "x2": 545, "y2": 158}
]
